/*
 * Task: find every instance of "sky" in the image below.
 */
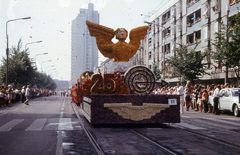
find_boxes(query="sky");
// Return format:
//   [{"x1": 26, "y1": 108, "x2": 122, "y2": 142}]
[{"x1": 0, "y1": 0, "x2": 166, "y2": 81}]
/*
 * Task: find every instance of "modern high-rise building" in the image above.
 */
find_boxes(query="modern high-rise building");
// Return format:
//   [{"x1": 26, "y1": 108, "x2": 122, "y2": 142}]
[{"x1": 71, "y1": 3, "x2": 99, "y2": 85}]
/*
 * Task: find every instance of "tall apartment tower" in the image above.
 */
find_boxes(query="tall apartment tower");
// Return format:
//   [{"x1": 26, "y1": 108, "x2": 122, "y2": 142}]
[{"x1": 71, "y1": 3, "x2": 99, "y2": 85}]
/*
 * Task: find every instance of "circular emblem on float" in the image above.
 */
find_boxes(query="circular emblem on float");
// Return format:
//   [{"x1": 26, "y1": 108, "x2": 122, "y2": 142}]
[{"x1": 124, "y1": 66, "x2": 156, "y2": 94}]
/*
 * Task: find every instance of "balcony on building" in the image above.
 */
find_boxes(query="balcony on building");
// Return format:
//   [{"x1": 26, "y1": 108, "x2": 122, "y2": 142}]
[
  {"x1": 148, "y1": 38, "x2": 153, "y2": 50},
  {"x1": 162, "y1": 43, "x2": 171, "y2": 58},
  {"x1": 161, "y1": 10, "x2": 171, "y2": 27},
  {"x1": 187, "y1": 30, "x2": 201, "y2": 50},
  {"x1": 187, "y1": 0, "x2": 201, "y2": 13},
  {"x1": 230, "y1": 0, "x2": 240, "y2": 13},
  {"x1": 187, "y1": 9, "x2": 201, "y2": 33},
  {"x1": 162, "y1": 27, "x2": 172, "y2": 43}
]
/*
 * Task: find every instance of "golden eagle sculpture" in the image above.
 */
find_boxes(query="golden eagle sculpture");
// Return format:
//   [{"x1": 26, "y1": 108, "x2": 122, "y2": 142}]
[{"x1": 86, "y1": 20, "x2": 149, "y2": 62}]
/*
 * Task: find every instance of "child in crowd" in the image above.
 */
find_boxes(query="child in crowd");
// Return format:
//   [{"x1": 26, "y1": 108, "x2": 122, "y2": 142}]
[
  {"x1": 197, "y1": 92, "x2": 203, "y2": 112},
  {"x1": 208, "y1": 91, "x2": 212, "y2": 113}
]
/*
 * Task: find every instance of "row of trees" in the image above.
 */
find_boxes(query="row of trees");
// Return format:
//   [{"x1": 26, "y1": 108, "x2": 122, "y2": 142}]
[
  {"x1": 157, "y1": 11, "x2": 240, "y2": 86},
  {"x1": 0, "y1": 39, "x2": 57, "y2": 90}
]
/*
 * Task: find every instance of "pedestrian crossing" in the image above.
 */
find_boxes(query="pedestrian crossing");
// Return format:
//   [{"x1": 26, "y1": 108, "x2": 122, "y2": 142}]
[
  {"x1": 1, "y1": 116, "x2": 239, "y2": 131},
  {"x1": 0, "y1": 118, "x2": 81, "y2": 132},
  {"x1": 0, "y1": 119, "x2": 24, "y2": 131}
]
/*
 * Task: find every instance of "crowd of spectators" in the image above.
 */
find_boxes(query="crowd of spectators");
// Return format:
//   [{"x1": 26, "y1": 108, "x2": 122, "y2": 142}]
[
  {"x1": 0, "y1": 84, "x2": 56, "y2": 107},
  {"x1": 152, "y1": 81, "x2": 239, "y2": 115}
]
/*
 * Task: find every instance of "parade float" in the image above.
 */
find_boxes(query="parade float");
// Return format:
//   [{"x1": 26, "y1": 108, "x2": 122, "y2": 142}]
[{"x1": 71, "y1": 21, "x2": 180, "y2": 124}]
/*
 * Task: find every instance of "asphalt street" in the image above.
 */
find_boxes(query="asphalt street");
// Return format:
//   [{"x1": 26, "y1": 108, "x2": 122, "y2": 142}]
[
  {"x1": 0, "y1": 94, "x2": 96, "y2": 155},
  {"x1": 1, "y1": 94, "x2": 240, "y2": 155}
]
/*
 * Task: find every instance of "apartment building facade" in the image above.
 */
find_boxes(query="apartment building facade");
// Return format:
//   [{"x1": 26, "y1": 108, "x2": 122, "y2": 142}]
[
  {"x1": 135, "y1": 0, "x2": 240, "y2": 85},
  {"x1": 71, "y1": 3, "x2": 99, "y2": 85}
]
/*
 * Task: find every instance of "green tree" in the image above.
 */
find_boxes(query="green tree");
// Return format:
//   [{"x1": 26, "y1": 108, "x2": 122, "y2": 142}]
[
  {"x1": 152, "y1": 64, "x2": 161, "y2": 80},
  {"x1": 166, "y1": 43, "x2": 209, "y2": 83},
  {"x1": 212, "y1": 11, "x2": 240, "y2": 85},
  {"x1": 0, "y1": 38, "x2": 37, "y2": 86},
  {"x1": 35, "y1": 72, "x2": 57, "y2": 90},
  {"x1": 228, "y1": 12, "x2": 240, "y2": 86}
]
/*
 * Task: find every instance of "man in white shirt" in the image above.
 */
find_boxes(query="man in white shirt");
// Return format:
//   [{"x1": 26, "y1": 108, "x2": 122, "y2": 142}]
[
  {"x1": 21, "y1": 86, "x2": 25, "y2": 103},
  {"x1": 176, "y1": 83, "x2": 184, "y2": 114},
  {"x1": 212, "y1": 85, "x2": 222, "y2": 115},
  {"x1": 24, "y1": 85, "x2": 30, "y2": 105}
]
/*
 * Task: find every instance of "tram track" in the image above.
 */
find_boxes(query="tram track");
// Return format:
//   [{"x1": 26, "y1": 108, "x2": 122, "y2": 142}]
[
  {"x1": 128, "y1": 128, "x2": 179, "y2": 155},
  {"x1": 71, "y1": 103, "x2": 106, "y2": 155},
  {"x1": 72, "y1": 101, "x2": 178, "y2": 154},
  {"x1": 71, "y1": 100, "x2": 240, "y2": 154},
  {"x1": 165, "y1": 123, "x2": 240, "y2": 151}
]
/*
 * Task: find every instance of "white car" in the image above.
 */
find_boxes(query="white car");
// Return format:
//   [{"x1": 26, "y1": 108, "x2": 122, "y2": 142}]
[{"x1": 209, "y1": 88, "x2": 240, "y2": 117}]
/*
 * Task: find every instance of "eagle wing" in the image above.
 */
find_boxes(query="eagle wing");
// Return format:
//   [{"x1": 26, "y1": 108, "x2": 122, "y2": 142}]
[
  {"x1": 86, "y1": 20, "x2": 115, "y2": 58},
  {"x1": 129, "y1": 26, "x2": 149, "y2": 51}
]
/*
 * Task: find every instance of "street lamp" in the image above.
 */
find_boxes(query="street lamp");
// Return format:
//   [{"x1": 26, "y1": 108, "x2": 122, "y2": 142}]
[
  {"x1": 35, "y1": 52, "x2": 48, "y2": 70},
  {"x1": 35, "y1": 52, "x2": 48, "y2": 62},
  {"x1": 41, "y1": 60, "x2": 52, "y2": 72},
  {"x1": 50, "y1": 71, "x2": 58, "y2": 76},
  {"x1": 144, "y1": 21, "x2": 166, "y2": 79},
  {"x1": 25, "y1": 40, "x2": 42, "y2": 51},
  {"x1": 48, "y1": 69, "x2": 56, "y2": 75},
  {"x1": 45, "y1": 65, "x2": 54, "y2": 73},
  {"x1": 6, "y1": 16, "x2": 31, "y2": 85}
]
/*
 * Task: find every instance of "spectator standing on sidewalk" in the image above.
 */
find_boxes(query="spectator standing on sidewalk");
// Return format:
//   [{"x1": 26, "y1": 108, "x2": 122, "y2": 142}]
[
  {"x1": 176, "y1": 83, "x2": 184, "y2": 114},
  {"x1": 212, "y1": 85, "x2": 222, "y2": 115},
  {"x1": 0, "y1": 89, "x2": 5, "y2": 107},
  {"x1": 7, "y1": 85, "x2": 13, "y2": 107},
  {"x1": 24, "y1": 85, "x2": 30, "y2": 105},
  {"x1": 21, "y1": 86, "x2": 26, "y2": 103},
  {"x1": 184, "y1": 81, "x2": 191, "y2": 111},
  {"x1": 202, "y1": 89, "x2": 208, "y2": 113}
]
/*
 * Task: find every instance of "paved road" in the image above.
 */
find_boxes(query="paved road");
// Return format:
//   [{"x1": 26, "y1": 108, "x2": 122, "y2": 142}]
[
  {"x1": 0, "y1": 95, "x2": 96, "y2": 155},
  {"x1": 1, "y1": 95, "x2": 240, "y2": 155}
]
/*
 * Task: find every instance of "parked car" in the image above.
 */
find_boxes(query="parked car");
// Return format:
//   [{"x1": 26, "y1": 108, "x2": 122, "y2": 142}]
[{"x1": 208, "y1": 88, "x2": 240, "y2": 117}]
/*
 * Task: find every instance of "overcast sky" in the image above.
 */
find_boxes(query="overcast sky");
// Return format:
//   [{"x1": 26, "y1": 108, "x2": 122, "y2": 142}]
[{"x1": 0, "y1": 0, "x2": 166, "y2": 81}]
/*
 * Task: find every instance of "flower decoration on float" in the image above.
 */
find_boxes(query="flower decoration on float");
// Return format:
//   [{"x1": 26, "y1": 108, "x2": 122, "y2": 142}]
[{"x1": 86, "y1": 20, "x2": 149, "y2": 62}]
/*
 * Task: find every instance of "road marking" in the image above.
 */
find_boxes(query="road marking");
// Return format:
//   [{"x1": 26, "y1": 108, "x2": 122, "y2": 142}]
[
  {"x1": 58, "y1": 118, "x2": 73, "y2": 130},
  {"x1": 60, "y1": 112, "x2": 64, "y2": 118},
  {"x1": 177, "y1": 122, "x2": 206, "y2": 129},
  {"x1": 181, "y1": 115, "x2": 191, "y2": 118},
  {"x1": 0, "y1": 119, "x2": 24, "y2": 131},
  {"x1": 56, "y1": 131, "x2": 63, "y2": 155},
  {"x1": 25, "y1": 118, "x2": 47, "y2": 131},
  {"x1": 0, "y1": 112, "x2": 7, "y2": 116}
]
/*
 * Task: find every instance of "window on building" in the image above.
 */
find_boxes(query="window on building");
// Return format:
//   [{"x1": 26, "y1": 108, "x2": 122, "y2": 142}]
[
  {"x1": 166, "y1": 27, "x2": 171, "y2": 38},
  {"x1": 187, "y1": 33, "x2": 194, "y2": 46},
  {"x1": 165, "y1": 43, "x2": 170, "y2": 54},
  {"x1": 149, "y1": 51, "x2": 152, "y2": 59},
  {"x1": 195, "y1": 30, "x2": 201, "y2": 43},
  {"x1": 80, "y1": 11, "x2": 85, "y2": 14},
  {"x1": 148, "y1": 38, "x2": 152, "y2": 46},
  {"x1": 187, "y1": 13, "x2": 194, "y2": 27},
  {"x1": 149, "y1": 26, "x2": 152, "y2": 34},
  {"x1": 195, "y1": 9, "x2": 201, "y2": 23},
  {"x1": 162, "y1": 10, "x2": 170, "y2": 25}
]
